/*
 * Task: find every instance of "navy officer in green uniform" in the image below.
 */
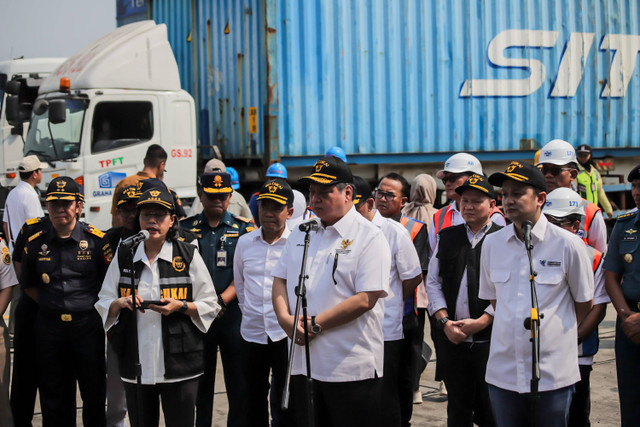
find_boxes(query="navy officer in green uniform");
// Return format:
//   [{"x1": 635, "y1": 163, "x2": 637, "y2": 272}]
[
  {"x1": 182, "y1": 172, "x2": 255, "y2": 427},
  {"x1": 604, "y1": 164, "x2": 640, "y2": 427},
  {"x1": 20, "y1": 176, "x2": 113, "y2": 427}
]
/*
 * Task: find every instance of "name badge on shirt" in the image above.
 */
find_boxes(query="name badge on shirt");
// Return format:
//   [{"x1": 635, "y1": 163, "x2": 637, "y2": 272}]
[
  {"x1": 216, "y1": 249, "x2": 228, "y2": 267},
  {"x1": 623, "y1": 235, "x2": 637, "y2": 242}
]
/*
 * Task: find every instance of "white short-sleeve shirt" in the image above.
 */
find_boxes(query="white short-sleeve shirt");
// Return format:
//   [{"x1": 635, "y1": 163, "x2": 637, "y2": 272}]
[
  {"x1": 234, "y1": 226, "x2": 289, "y2": 344},
  {"x1": 371, "y1": 211, "x2": 422, "y2": 341},
  {"x1": 96, "y1": 241, "x2": 220, "y2": 384},
  {"x1": 479, "y1": 215, "x2": 594, "y2": 393},
  {"x1": 3, "y1": 181, "x2": 44, "y2": 252},
  {"x1": 272, "y1": 206, "x2": 391, "y2": 382}
]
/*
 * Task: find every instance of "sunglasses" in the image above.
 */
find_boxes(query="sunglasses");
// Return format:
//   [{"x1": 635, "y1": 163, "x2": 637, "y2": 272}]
[
  {"x1": 140, "y1": 211, "x2": 169, "y2": 221},
  {"x1": 441, "y1": 174, "x2": 467, "y2": 185},
  {"x1": 538, "y1": 165, "x2": 573, "y2": 176},
  {"x1": 205, "y1": 193, "x2": 230, "y2": 201}
]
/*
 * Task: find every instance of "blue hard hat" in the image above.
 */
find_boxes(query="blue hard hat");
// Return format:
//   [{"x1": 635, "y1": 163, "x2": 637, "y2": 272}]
[
  {"x1": 226, "y1": 167, "x2": 240, "y2": 190},
  {"x1": 266, "y1": 162, "x2": 288, "y2": 179},
  {"x1": 325, "y1": 146, "x2": 347, "y2": 163}
]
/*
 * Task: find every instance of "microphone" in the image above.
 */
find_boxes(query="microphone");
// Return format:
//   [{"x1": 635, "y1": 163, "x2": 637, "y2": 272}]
[
  {"x1": 522, "y1": 220, "x2": 533, "y2": 250},
  {"x1": 299, "y1": 218, "x2": 321, "y2": 232},
  {"x1": 120, "y1": 230, "x2": 150, "y2": 248}
]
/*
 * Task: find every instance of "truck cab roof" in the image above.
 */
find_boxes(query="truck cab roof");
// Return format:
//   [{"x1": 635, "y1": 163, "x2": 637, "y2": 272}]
[{"x1": 39, "y1": 20, "x2": 181, "y2": 93}]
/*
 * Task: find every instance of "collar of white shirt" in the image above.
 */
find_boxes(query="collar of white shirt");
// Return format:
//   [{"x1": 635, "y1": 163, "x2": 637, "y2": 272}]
[
  {"x1": 505, "y1": 214, "x2": 549, "y2": 244},
  {"x1": 133, "y1": 239, "x2": 173, "y2": 264},
  {"x1": 253, "y1": 225, "x2": 291, "y2": 244},
  {"x1": 371, "y1": 210, "x2": 386, "y2": 228},
  {"x1": 323, "y1": 205, "x2": 359, "y2": 238}
]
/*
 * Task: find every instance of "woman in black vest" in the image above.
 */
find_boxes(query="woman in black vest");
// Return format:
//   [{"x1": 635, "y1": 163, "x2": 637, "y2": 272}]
[{"x1": 96, "y1": 187, "x2": 220, "y2": 427}]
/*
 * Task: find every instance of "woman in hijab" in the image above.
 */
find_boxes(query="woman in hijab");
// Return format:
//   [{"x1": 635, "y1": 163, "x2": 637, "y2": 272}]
[
  {"x1": 402, "y1": 173, "x2": 439, "y2": 403},
  {"x1": 402, "y1": 174, "x2": 438, "y2": 230}
]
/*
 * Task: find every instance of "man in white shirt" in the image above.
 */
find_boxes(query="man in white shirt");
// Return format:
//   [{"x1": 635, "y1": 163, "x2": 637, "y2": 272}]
[
  {"x1": 234, "y1": 180, "x2": 294, "y2": 427},
  {"x1": 541, "y1": 188, "x2": 609, "y2": 427},
  {"x1": 272, "y1": 157, "x2": 391, "y2": 427},
  {"x1": 353, "y1": 176, "x2": 422, "y2": 427},
  {"x1": 2, "y1": 155, "x2": 43, "y2": 252},
  {"x1": 426, "y1": 174, "x2": 502, "y2": 426},
  {"x1": 479, "y1": 161, "x2": 594, "y2": 426}
]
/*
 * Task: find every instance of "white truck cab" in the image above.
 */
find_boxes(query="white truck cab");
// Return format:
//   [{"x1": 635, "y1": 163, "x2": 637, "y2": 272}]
[
  {"x1": 0, "y1": 57, "x2": 66, "y2": 187},
  {"x1": 7, "y1": 21, "x2": 197, "y2": 230}
]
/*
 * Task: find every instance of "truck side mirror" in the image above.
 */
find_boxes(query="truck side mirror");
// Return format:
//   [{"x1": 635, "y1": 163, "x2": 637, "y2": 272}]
[
  {"x1": 5, "y1": 95, "x2": 20, "y2": 125},
  {"x1": 49, "y1": 100, "x2": 66, "y2": 124},
  {"x1": 5, "y1": 79, "x2": 21, "y2": 95}
]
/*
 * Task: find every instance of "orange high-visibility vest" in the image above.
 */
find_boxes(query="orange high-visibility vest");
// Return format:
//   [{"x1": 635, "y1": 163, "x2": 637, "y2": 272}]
[
  {"x1": 581, "y1": 201, "x2": 601, "y2": 244},
  {"x1": 433, "y1": 206, "x2": 454, "y2": 235}
]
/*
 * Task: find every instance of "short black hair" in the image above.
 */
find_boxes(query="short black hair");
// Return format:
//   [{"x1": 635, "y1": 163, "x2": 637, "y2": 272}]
[
  {"x1": 380, "y1": 172, "x2": 410, "y2": 199},
  {"x1": 143, "y1": 144, "x2": 168, "y2": 168},
  {"x1": 19, "y1": 170, "x2": 36, "y2": 180}
]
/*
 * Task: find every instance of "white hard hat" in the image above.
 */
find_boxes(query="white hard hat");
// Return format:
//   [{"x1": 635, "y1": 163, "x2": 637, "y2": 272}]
[
  {"x1": 543, "y1": 187, "x2": 585, "y2": 218},
  {"x1": 536, "y1": 139, "x2": 577, "y2": 166},
  {"x1": 436, "y1": 153, "x2": 483, "y2": 179}
]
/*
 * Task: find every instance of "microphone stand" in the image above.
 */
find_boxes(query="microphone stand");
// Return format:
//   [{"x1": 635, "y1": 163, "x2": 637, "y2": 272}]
[
  {"x1": 282, "y1": 227, "x2": 315, "y2": 427},
  {"x1": 522, "y1": 225, "x2": 541, "y2": 427},
  {"x1": 126, "y1": 243, "x2": 144, "y2": 426}
]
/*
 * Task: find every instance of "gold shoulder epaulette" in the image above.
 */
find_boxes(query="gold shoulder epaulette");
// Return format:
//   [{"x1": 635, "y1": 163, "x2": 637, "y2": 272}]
[
  {"x1": 26, "y1": 217, "x2": 42, "y2": 225},
  {"x1": 87, "y1": 225, "x2": 105, "y2": 238},
  {"x1": 617, "y1": 211, "x2": 638, "y2": 221},
  {"x1": 246, "y1": 226, "x2": 256, "y2": 232},
  {"x1": 234, "y1": 215, "x2": 251, "y2": 223},
  {"x1": 28, "y1": 230, "x2": 43, "y2": 242}
]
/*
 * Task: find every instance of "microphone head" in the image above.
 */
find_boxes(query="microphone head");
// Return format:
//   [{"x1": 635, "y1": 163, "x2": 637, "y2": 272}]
[
  {"x1": 139, "y1": 229, "x2": 150, "y2": 240},
  {"x1": 299, "y1": 217, "x2": 321, "y2": 232},
  {"x1": 523, "y1": 220, "x2": 533, "y2": 229}
]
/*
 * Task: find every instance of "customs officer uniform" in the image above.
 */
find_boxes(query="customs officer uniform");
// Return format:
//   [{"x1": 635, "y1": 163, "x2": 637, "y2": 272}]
[
  {"x1": 603, "y1": 164, "x2": 640, "y2": 426},
  {"x1": 20, "y1": 177, "x2": 113, "y2": 427},
  {"x1": 181, "y1": 172, "x2": 254, "y2": 427}
]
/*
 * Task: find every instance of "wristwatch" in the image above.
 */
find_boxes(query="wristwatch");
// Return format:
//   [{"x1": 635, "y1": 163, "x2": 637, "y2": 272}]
[
  {"x1": 179, "y1": 300, "x2": 188, "y2": 313},
  {"x1": 310, "y1": 316, "x2": 322, "y2": 335},
  {"x1": 437, "y1": 317, "x2": 449, "y2": 330}
]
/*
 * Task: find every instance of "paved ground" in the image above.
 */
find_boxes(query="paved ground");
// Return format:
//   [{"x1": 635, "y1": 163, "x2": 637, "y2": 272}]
[{"x1": 18, "y1": 307, "x2": 621, "y2": 426}]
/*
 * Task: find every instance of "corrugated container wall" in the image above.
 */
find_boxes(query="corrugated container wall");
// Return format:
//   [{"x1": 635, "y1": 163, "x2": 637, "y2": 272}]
[{"x1": 150, "y1": 0, "x2": 640, "y2": 166}]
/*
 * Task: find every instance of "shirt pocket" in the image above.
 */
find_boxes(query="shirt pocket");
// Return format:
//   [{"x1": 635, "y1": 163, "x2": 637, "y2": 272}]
[
  {"x1": 489, "y1": 269, "x2": 510, "y2": 285},
  {"x1": 619, "y1": 238, "x2": 640, "y2": 257},
  {"x1": 536, "y1": 270, "x2": 563, "y2": 287}
]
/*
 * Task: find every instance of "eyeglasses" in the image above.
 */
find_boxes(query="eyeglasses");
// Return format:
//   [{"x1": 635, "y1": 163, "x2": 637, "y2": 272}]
[
  {"x1": 373, "y1": 189, "x2": 397, "y2": 201},
  {"x1": 441, "y1": 174, "x2": 467, "y2": 185},
  {"x1": 538, "y1": 165, "x2": 573, "y2": 176},
  {"x1": 205, "y1": 193, "x2": 230, "y2": 201},
  {"x1": 140, "y1": 211, "x2": 169, "y2": 221},
  {"x1": 545, "y1": 216, "x2": 573, "y2": 227}
]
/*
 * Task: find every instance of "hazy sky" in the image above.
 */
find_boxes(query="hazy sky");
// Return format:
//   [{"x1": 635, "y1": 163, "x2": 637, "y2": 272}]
[{"x1": 0, "y1": 0, "x2": 116, "y2": 61}]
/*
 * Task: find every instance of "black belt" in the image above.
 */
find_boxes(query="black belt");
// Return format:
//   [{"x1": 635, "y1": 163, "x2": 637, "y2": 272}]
[
  {"x1": 39, "y1": 309, "x2": 96, "y2": 322},
  {"x1": 625, "y1": 299, "x2": 640, "y2": 313}
]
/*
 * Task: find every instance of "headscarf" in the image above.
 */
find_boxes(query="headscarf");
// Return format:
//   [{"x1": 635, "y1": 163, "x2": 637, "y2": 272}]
[{"x1": 402, "y1": 174, "x2": 438, "y2": 231}]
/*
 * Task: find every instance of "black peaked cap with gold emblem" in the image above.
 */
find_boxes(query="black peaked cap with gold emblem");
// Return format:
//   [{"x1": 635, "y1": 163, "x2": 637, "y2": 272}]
[
  {"x1": 299, "y1": 156, "x2": 353, "y2": 185},
  {"x1": 117, "y1": 185, "x2": 142, "y2": 206},
  {"x1": 200, "y1": 172, "x2": 233, "y2": 194},
  {"x1": 352, "y1": 175, "x2": 372, "y2": 205},
  {"x1": 257, "y1": 180, "x2": 293, "y2": 205},
  {"x1": 455, "y1": 174, "x2": 496, "y2": 199},
  {"x1": 45, "y1": 176, "x2": 80, "y2": 202},
  {"x1": 137, "y1": 187, "x2": 175, "y2": 211},
  {"x1": 489, "y1": 161, "x2": 547, "y2": 192}
]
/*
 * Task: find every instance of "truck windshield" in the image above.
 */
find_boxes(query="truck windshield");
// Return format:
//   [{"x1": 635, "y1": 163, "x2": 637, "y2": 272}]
[{"x1": 24, "y1": 98, "x2": 88, "y2": 162}]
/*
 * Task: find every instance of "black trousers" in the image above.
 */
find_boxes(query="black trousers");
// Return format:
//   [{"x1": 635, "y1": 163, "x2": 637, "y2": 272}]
[
  {"x1": 36, "y1": 310, "x2": 106, "y2": 427},
  {"x1": 290, "y1": 375, "x2": 383, "y2": 427},
  {"x1": 123, "y1": 377, "x2": 199, "y2": 427},
  {"x1": 241, "y1": 337, "x2": 291, "y2": 427},
  {"x1": 195, "y1": 302, "x2": 247, "y2": 427},
  {"x1": 401, "y1": 321, "x2": 423, "y2": 426},
  {"x1": 438, "y1": 338, "x2": 494, "y2": 427},
  {"x1": 569, "y1": 364, "x2": 592, "y2": 427},
  {"x1": 10, "y1": 295, "x2": 39, "y2": 427},
  {"x1": 382, "y1": 339, "x2": 403, "y2": 427}
]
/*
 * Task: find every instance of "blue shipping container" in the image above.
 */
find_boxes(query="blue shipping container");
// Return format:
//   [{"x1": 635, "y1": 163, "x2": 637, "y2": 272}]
[{"x1": 149, "y1": 0, "x2": 640, "y2": 167}]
